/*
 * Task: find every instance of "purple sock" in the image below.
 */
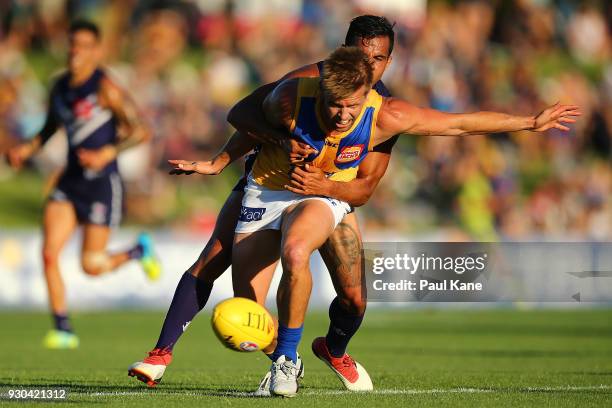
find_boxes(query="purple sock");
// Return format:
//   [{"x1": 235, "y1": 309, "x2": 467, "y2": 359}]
[
  {"x1": 127, "y1": 243, "x2": 144, "y2": 260},
  {"x1": 155, "y1": 272, "x2": 213, "y2": 350},
  {"x1": 52, "y1": 313, "x2": 73, "y2": 333},
  {"x1": 325, "y1": 297, "x2": 364, "y2": 357}
]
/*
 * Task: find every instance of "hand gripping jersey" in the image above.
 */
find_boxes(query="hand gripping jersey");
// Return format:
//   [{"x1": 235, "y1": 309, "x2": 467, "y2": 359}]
[{"x1": 251, "y1": 77, "x2": 384, "y2": 190}]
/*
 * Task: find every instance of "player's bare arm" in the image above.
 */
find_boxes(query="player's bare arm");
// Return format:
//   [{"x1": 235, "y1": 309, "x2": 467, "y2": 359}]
[
  {"x1": 228, "y1": 78, "x2": 306, "y2": 152},
  {"x1": 372, "y1": 98, "x2": 581, "y2": 145},
  {"x1": 168, "y1": 130, "x2": 260, "y2": 176},
  {"x1": 170, "y1": 67, "x2": 322, "y2": 176},
  {"x1": 260, "y1": 78, "x2": 299, "y2": 130},
  {"x1": 100, "y1": 77, "x2": 151, "y2": 149},
  {"x1": 284, "y1": 150, "x2": 391, "y2": 206},
  {"x1": 226, "y1": 62, "x2": 319, "y2": 144},
  {"x1": 76, "y1": 78, "x2": 151, "y2": 171},
  {"x1": 6, "y1": 99, "x2": 59, "y2": 169},
  {"x1": 228, "y1": 72, "x2": 319, "y2": 162}
]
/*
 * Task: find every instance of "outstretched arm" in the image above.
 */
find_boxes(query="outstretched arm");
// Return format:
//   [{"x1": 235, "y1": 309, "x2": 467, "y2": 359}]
[
  {"x1": 169, "y1": 64, "x2": 323, "y2": 175},
  {"x1": 373, "y1": 99, "x2": 581, "y2": 145},
  {"x1": 168, "y1": 130, "x2": 257, "y2": 176}
]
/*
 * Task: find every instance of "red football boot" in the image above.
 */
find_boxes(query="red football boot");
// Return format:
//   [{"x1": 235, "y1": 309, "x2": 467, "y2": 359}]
[
  {"x1": 311, "y1": 337, "x2": 373, "y2": 391},
  {"x1": 128, "y1": 348, "x2": 173, "y2": 387}
]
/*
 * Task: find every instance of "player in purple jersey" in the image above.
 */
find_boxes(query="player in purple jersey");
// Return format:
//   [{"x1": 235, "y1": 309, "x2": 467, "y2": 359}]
[
  {"x1": 128, "y1": 16, "x2": 397, "y2": 391},
  {"x1": 6, "y1": 20, "x2": 160, "y2": 349}
]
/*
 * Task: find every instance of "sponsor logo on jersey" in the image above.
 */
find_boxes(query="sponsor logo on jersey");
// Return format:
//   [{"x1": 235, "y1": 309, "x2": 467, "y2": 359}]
[
  {"x1": 73, "y1": 97, "x2": 95, "y2": 121},
  {"x1": 335, "y1": 145, "x2": 364, "y2": 163},
  {"x1": 239, "y1": 206, "x2": 267, "y2": 222}
]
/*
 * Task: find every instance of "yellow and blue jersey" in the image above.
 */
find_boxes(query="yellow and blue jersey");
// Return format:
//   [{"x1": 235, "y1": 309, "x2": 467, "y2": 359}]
[{"x1": 252, "y1": 77, "x2": 383, "y2": 190}]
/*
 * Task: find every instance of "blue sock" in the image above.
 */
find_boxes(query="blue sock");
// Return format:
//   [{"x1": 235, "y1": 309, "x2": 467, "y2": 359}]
[
  {"x1": 155, "y1": 272, "x2": 213, "y2": 350},
  {"x1": 272, "y1": 324, "x2": 303, "y2": 363},
  {"x1": 52, "y1": 313, "x2": 72, "y2": 333},
  {"x1": 325, "y1": 297, "x2": 364, "y2": 357}
]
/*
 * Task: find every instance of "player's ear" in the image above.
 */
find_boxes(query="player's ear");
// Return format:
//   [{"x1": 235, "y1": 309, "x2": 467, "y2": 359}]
[{"x1": 385, "y1": 55, "x2": 393, "y2": 69}]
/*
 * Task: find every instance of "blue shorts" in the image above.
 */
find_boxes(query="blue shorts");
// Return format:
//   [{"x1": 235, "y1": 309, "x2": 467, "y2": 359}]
[{"x1": 48, "y1": 172, "x2": 123, "y2": 226}]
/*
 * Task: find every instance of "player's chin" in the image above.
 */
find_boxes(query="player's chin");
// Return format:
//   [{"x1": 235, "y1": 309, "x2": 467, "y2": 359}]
[{"x1": 334, "y1": 122, "x2": 352, "y2": 132}]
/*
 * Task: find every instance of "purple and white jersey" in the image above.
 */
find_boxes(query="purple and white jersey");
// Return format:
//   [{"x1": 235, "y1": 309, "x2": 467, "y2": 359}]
[{"x1": 50, "y1": 68, "x2": 118, "y2": 179}]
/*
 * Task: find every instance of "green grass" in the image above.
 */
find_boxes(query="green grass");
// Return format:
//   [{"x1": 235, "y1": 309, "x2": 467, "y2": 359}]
[
  {"x1": 0, "y1": 171, "x2": 45, "y2": 227},
  {"x1": 0, "y1": 310, "x2": 611, "y2": 407}
]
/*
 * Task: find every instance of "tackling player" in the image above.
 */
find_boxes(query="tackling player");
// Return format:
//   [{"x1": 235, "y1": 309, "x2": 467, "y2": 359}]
[
  {"x1": 128, "y1": 16, "x2": 397, "y2": 392},
  {"x1": 6, "y1": 20, "x2": 160, "y2": 349},
  {"x1": 227, "y1": 46, "x2": 580, "y2": 397}
]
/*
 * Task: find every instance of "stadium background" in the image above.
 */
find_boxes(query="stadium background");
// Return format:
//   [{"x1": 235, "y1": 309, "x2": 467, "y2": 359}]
[
  {"x1": 0, "y1": 1, "x2": 611, "y2": 406},
  {"x1": 1, "y1": 0, "x2": 610, "y2": 309}
]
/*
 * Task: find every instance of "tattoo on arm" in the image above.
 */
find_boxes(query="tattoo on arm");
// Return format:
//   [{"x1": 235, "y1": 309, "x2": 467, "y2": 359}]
[{"x1": 99, "y1": 78, "x2": 150, "y2": 152}]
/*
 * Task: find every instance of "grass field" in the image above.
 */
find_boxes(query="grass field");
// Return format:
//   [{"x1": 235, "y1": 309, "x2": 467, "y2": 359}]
[{"x1": 0, "y1": 309, "x2": 611, "y2": 407}]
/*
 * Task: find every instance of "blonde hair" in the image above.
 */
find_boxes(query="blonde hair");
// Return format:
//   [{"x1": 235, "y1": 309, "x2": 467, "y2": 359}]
[{"x1": 321, "y1": 46, "x2": 373, "y2": 101}]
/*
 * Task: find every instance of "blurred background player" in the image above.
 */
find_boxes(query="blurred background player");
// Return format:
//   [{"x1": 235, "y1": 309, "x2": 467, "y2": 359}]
[
  {"x1": 128, "y1": 15, "x2": 397, "y2": 391},
  {"x1": 6, "y1": 20, "x2": 160, "y2": 349}
]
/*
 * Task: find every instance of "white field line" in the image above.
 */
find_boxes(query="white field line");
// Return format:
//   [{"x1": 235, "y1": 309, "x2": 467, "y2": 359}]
[{"x1": 83, "y1": 385, "x2": 612, "y2": 398}]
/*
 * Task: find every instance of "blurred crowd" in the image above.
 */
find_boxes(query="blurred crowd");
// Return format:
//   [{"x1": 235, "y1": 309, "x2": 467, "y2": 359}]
[{"x1": 0, "y1": 0, "x2": 610, "y2": 240}]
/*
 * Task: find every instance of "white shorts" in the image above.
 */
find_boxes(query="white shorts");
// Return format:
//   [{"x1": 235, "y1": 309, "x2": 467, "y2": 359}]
[{"x1": 235, "y1": 177, "x2": 351, "y2": 234}]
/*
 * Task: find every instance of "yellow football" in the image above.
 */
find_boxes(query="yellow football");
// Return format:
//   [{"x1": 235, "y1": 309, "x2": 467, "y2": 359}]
[{"x1": 211, "y1": 297, "x2": 275, "y2": 352}]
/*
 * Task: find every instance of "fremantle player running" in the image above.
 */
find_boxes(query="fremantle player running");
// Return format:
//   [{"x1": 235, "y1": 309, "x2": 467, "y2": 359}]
[
  {"x1": 128, "y1": 16, "x2": 397, "y2": 391},
  {"x1": 228, "y1": 45, "x2": 579, "y2": 397},
  {"x1": 6, "y1": 20, "x2": 160, "y2": 349}
]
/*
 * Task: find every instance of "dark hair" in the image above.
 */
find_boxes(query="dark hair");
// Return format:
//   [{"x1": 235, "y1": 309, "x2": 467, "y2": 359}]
[
  {"x1": 345, "y1": 15, "x2": 395, "y2": 55},
  {"x1": 321, "y1": 47, "x2": 373, "y2": 101},
  {"x1": 69, "y1": 19, "x2": 100, "y2": 39}
]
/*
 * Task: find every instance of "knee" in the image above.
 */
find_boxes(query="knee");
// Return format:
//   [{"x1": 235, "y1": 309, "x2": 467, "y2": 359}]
[
  {"x1": 188, "y1": 239, "x2": 227, "y2": 282},
  {"x1": 337, "y1": 291, "x2": 367, "y2": 316},
  {"x1": 81, "y1": 251, "x2": 111, "y2": 276},
  {"x1": 281, "y1": 242, "x2": 310, "y2": 273},
  {"x1": 42, "y1": 247, "x2": 60, "y2": 269}
]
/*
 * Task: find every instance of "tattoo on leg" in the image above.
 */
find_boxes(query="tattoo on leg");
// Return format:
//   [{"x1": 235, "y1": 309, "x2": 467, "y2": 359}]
[{"x1": 323, "y1": 222, "x2": 362, "y2": 288}]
